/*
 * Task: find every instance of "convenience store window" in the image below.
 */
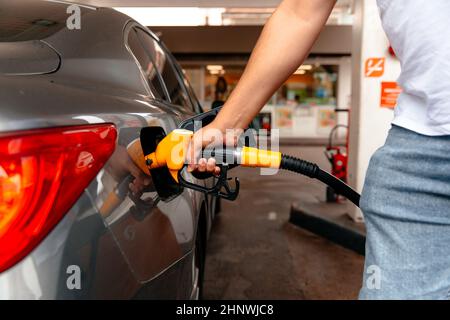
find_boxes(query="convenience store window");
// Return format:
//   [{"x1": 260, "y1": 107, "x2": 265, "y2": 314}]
[
  {"x1": 183, "y1": 58, "x2": 350, "y2": 139},
  {"x1": 271, "y1": 64, "x2": 338, "y2": 107}
]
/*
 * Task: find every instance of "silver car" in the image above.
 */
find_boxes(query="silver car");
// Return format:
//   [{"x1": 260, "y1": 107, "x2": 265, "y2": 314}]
[{"x1": 0, "y1": 0, "x2": 217, "y2": 299}]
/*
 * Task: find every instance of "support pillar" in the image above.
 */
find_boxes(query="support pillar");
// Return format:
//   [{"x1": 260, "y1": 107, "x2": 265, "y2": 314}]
[{"x1": 347, "y1": 0, "x2": 401, "y2": 222}]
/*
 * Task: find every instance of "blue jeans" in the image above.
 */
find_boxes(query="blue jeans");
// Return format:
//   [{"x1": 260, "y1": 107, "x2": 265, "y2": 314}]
[{"x1": 359, "y1": 125, "x2": 450, "y2": 300}]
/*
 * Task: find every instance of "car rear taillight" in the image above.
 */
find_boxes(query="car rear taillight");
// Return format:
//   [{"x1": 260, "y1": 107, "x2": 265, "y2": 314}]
[{"x1": 0, "y1": 124, "x2": 117, "y2": 273}]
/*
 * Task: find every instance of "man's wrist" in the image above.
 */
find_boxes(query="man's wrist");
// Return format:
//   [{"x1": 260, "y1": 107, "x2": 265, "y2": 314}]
[
  {"x1": 212, "y1": 117, "x2": 234, "y2": 133},
  {"x1": 214, "y1": 111, "x2": 247, "y2": 133}
]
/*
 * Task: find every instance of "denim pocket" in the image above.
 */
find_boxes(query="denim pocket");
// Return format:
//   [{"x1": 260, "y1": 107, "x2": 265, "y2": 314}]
[{"x1": 359, "y1": 147, "x2": 385, "y2": 215}]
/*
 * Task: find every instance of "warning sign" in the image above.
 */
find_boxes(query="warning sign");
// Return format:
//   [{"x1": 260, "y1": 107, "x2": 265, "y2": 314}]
[
  {"x1": 365, "y1": 58, "x2": 385, "y2": 77},
  {"x1": 380, "y1": 82, "x2": 402, "y2": 109}
]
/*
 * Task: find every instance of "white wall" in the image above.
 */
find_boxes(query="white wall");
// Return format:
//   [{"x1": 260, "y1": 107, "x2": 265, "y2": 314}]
[
  {"x1": 338, "y1": 57, "x2": 352, "y2": 112},
  {"x1": 337, "y1": 57, "x2": 352, "y2": 136}
]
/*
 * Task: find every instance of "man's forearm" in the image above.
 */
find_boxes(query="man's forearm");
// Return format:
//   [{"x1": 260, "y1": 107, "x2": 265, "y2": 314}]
[{"x1": 214, "y1": 0, "x2": 336, "y2": 131}]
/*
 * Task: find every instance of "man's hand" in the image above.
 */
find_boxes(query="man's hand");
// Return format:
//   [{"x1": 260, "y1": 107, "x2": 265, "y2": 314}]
[{"x1": 187, "y1": 121, "x2": 243, "y2": 174}]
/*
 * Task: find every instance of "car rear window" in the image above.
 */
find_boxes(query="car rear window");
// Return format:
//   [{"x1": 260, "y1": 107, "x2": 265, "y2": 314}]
[
  {"x1": 0, "y1": 0, "x2": 89, "y2": 42},
  {"x1": 135, "y1": 28, "x2": 194, "y2": 111},
  {"x1": 127, "y1": 29, "x2": 167, "y2": 100}
]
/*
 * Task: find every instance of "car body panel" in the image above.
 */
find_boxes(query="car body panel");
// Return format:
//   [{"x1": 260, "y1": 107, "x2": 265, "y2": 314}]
[
  {"x1": 0, "y1": 40, "x2": 60, "y2": 75},
  {"x1": 0, "y1": 0, "x2": 216, "y2": 299}
]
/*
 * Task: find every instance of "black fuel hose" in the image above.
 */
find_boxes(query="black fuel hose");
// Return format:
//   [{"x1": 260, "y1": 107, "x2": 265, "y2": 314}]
[
  {"x1": 280, "y1": 155, "x2": 360, "y2": 207},
  {"x1": 198, "y1": 148, "x2": 361, "y2": 207}
]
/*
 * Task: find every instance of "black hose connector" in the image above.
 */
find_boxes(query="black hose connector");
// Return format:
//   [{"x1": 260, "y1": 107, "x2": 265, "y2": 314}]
[
  {"x1": 280, "y1": 155, "x2": 320, "y2": 179},
  {"x1": 280, "y1": 154, "x2": 360, "y2": 207}
]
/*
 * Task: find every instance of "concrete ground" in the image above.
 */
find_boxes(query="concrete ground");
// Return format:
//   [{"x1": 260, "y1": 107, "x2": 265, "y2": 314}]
[{"x1": 203, "y1": 146, "x2": 365, "y2": 300}]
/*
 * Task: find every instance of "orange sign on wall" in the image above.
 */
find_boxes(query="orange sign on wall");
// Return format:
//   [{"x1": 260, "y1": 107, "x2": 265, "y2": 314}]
[
  {"x1": 380, "y1": 82, "x2": 402, "y2": 109},
  {"x1": 365, "y1": 58, "x2": 385, "y2": 77}
]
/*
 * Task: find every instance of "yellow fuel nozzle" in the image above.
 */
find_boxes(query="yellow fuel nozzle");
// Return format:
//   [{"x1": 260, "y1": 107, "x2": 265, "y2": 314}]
[
  {"x1": 240, "y1": 146, "x2": 282, "y2": 169},
  {"x1": 143, "y1": 129, "x2": 284, "y2": 183},
  {"x1": 145, "y1": 129, "x2": 194, "y2": 182}
]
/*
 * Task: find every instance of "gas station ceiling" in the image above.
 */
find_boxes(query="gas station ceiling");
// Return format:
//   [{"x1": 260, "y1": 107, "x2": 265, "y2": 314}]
[
  {"x1": 72, "y1": 0, "x2": 353, "y2": 9},
  {"x1": 72, "y1": 0, "x2": 354, "y2": 26}
]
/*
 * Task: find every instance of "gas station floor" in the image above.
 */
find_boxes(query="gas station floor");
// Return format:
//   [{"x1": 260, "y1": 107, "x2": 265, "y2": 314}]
[{"x1": 203, "y1": 146, "x2": 365, "y2": 300}]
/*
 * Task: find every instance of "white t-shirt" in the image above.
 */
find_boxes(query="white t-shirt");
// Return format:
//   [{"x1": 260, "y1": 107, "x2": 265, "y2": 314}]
[{"x1": 377, "y1": 0, "x2": 450, "y2": 136}]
